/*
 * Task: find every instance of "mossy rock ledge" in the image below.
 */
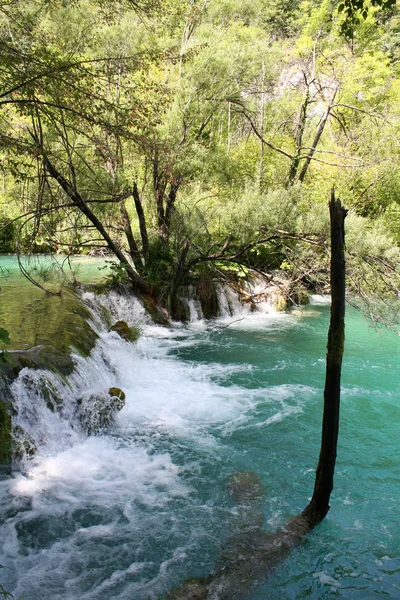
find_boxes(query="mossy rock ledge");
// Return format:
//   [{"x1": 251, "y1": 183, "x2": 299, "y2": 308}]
[
  {"x1": 140, "y1": 294, "x2": 170, "y2": 325},
  {"x1": 77, "y1": 387, "x2": 126, "y2": 435},
  {"x1": 109, "y1": 321, "x2": 140, "y2": 342}
]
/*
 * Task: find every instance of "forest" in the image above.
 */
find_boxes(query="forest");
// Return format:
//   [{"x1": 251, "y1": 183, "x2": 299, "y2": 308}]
[
  {"x1": 1, "y1": 0, "x2": 400, "y2": 317},
  {"x1": 1, "y1": 1, "x2": 400, "y2": 599}
]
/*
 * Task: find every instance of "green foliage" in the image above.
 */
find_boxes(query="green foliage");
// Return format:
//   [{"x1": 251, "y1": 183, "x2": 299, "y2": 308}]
[
  {"x1": 0, "y1": 0, "x2": 399, "y2": 311},
  {"x1": 338, "y1": 0, "x2": 396, "y2": 38},
  {"x1": 0, "y1": 220, "x2": 15, "y2": 253},
  {"x1": 100, "y1": 261, "x2": 130, "y2": 286},
  {"x1": 0, "y1": 329, "x2": 10, "y2": 345},
  {"x1": 144, "y1": 240, "x2": 174, "y2": 287}
]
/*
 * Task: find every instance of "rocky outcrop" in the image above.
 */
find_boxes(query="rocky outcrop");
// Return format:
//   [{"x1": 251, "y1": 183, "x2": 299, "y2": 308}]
[
  {"x1": 109, "y1": 321, "x2": 140, "y2": 342},
  {"x1": 0, "y1": 399, "x2": 12, "y2": 468},
  {"x1": 76, "y1": 387, "x2": 126, "y2": 435}
]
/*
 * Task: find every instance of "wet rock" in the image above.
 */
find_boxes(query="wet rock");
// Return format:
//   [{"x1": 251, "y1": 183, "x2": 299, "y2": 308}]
[
  {"x1": 0, "y1": 400, "x2": 12, "y2": 466},
  {"x1": 166, "y1": 578, "x2": 210, "y2": 600},
  {"x1": 196, "y1": 281, "x2": 219, "y2": 319},
  {"x1": 77, "y1": 388, "x2": 126, "y2": 434},
  {"x1": 109, "y1": 321, "x2": 140, "y2": 342},
  {"x1": 21, "y1": 371, "x2": 64, "y2": 413},
  {"x1": 140, "y1": 294, "x2": 169, "y2": 325},
  {"x1": 12, "y1": 424, "x2": 37, "y2": 461},
  {"x1": 228, "y1": 471, "x2": 265, "y2": 503}
]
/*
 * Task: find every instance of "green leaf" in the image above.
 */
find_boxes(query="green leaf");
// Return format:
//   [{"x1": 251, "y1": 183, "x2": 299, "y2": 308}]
[{"x1": 0, "y1": 328, "x2": 11, "y2": 345}]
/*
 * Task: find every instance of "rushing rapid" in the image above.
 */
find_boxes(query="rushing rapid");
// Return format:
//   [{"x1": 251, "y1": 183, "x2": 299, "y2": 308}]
[{"x1": 1, "y1": 284, "x2": 400, "y2": 599}]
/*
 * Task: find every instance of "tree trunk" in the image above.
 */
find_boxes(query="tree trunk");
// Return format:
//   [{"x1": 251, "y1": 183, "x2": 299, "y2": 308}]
[
  {"x1": 165, "y1": 182, "x2": 179, "y2": 235},
  {"x1": 42, "y1": 154, "x2": 149, "y2": 295},
  {"x1": 120, "y1": 202, "x2": 144, "y2": 276},
  {"x1": 297, "y1": 85, "x2": 339, "y2": 184},
  {"x1": 132, "y1": 182, "x2": 150, "y2": 260},
  {"x1": 301, "y1": 189, "x2": 347, "y2": 526},
  {"x1": 287, "y1": 75, "x2": 311, "y2": 186}
]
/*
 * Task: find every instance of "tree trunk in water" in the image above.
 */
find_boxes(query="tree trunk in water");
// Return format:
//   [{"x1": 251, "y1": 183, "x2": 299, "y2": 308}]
[
  {"x1": 301, "y1": 189, "x2": 347, "y2": 526},
  {"x1": 168, "y1": 192, "x2": 348, "y2": 600}
]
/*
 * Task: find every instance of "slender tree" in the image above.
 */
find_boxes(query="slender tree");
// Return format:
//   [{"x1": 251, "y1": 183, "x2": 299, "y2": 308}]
[
  {"x1": 168, "y1": 191, "x2": 348, "y2": 599},
  {"x1": 299, "y1": 190, "x2": 347, "y2": 526}
]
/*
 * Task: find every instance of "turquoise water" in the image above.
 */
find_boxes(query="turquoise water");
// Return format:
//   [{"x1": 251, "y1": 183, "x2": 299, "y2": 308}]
[
  {"x1": 0, "y1": 278, "x2": 399, "y2": 599},
  {"x1": 171, "y1": 307, "x2": 400, "y2": 598},
  {"x1": 0, "y1": 254, "x2": 108, "y2": 281},
  {"x1": 0, "y1": 254, "x2": 108, "y2": 350}
]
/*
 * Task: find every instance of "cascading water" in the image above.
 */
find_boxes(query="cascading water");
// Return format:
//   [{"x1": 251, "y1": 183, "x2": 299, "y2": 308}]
[{"x1": 1, "y1": 285, "x2": 400, "y2": 600}]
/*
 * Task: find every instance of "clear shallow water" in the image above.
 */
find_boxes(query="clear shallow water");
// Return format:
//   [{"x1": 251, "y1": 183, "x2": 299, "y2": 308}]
[
  {"x1": 0, "y1": 282, "x2": 399, "y2": 599},
  {"x1": 0, "y1": 254, "x2": 108, "y2": 350}
]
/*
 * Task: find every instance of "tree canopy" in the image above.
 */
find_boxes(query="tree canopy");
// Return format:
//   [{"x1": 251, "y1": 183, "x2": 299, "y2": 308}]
[{"x1": 0, "y1": 0, "x2": 399, "y2": 317}]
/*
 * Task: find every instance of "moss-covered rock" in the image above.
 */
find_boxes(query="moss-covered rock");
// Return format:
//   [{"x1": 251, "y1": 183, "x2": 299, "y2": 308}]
[
  {"x1": 273, "y1": 294, "x2": 288, "y2": 312},
  {"x1": 77, "y1": 387, "x2": 126, "y2": 434},
  {"x1": 291, "y1": 287, "x2": 310, "y2": 306},
  {"x1": 166, "y1": 578, "x2": 209, "y2": 600},
  {"x1": 109, "y1": 321, "x2": 140, "y2": 342},
  {"x1": 108, "y1": 387, "x2": 126, "y2": 401},
  {"x1": 0, "y1": 400, "x2": 12, "y2": 465},
  {"x1": 12, "y1": 424, "x2": 37, "y2": 461},
  {"x1": 196, "y1": 281, "x2": 219, "y2": 319},
  {"x1": 0, "y1": 304, "x2": 98, "y2": 382},
  {"x1": 140, "y1": 294, "x2": 169, "y2": 325}
]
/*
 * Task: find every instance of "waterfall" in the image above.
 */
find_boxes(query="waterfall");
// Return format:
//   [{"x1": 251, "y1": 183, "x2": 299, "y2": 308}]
[
  {"x1": 181, "y1": 277, "x2": 283, "y2": 323},
  {"x1": 6, "y1": 278, "x2": 290, "y2": 468}
]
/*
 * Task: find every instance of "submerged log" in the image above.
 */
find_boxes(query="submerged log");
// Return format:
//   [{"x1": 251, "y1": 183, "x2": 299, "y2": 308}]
[{"x1": 167, "y1": 190, "x2": 347, "y2": 599}]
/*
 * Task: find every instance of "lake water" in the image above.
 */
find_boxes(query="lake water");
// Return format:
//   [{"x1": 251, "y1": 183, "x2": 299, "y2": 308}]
[{"x1": 0, "y1": 258, "x2": 399, "y2": 599}]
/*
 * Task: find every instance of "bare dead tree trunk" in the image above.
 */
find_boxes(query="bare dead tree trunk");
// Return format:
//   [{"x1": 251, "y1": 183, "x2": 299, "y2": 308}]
[
  {"x1": 297, "y1": 86, "x2": 339, "y2": 183},
  {"x1": 301, "y1": 189, "x2": 347, "y2": 525}
]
